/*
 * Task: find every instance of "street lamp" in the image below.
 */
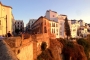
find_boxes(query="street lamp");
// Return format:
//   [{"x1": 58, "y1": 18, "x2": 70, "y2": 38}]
[{"x1": 0, "y1": 15, "x2": 7, "y2": 36}]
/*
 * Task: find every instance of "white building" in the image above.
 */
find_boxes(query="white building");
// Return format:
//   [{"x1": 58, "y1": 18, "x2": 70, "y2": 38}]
[
  {"x1": 27, "y1": 19, "x2": 36, "y2": 29},
  {"x1": 79, "y1": 26, "x2": 88, "y2": 37},
  {"x1": 49, "y1": 20, "x2": 59, "y2": 38},
  {"x1": 45, "y1": 10, "x2": 67, "y2": 38},
  {"x1": 69, "y1": 20, "x2": 80, "y2": 38},
  {"x1": 14, "y1": 20, "x2": 24, "y2": 31},
  {"x1": 78, "y1": 20, "x2": 85, "y2": 27},
  {"x1": 0, "y1": 2, "x2": 14, "y2": 36}
]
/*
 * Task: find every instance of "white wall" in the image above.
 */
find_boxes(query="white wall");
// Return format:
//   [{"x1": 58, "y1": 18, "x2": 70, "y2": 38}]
[
  {"x1": 49, "y1": 21, "x2": 59, "y2": 38},
  {"x1": 45, "y1": 10, "x2": 67, "y2": 38},
  {"x1": 15, "y1": 20, "x2": 24, "y2": 29},
  {"x1": 28, "y1": 19, "x2": 36, "y2": 29}
]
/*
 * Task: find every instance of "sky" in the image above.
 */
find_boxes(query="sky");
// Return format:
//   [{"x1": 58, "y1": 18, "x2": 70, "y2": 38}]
[{"x1": 0, "y1": 0, "x2": 90, "y2": 27}]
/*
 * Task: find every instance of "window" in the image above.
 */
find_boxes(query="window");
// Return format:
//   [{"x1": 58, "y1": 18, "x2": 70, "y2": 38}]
[
  {"x1": 0, "y1": 20, "x2": 1, "y2": 30},
  {"x1": 18, "y1": 25, "x2": 19, "y2": 27},
  {"x1": 56, "y1": 24, "x2": 58, "y2": 27},
  {"x1": 44, "y1": 20, "x2": 46, "y2": 25},
  {"x1": 57, "y1": 33, "x2": 58, "y2": 35},
  {"x1": 57, "y1": 29, "x2": 58, "y2": 32},
  {"x1": 21, "y1": 25, "x2": 22, "y2": 27},
  {"x1": 54, "y1": 29, "x2": 55, "y2": 33},
  {"x1": 44, "y1": 27, "x2": 47, "y2": 33},
  {"x1": 21, "y1": 22, "x2": 22, "y2": 24},
  {"x1": 0, "y1": 20, "x2": 1, "y2": 25},
  {"x1": 15, "y1": 25, "x2": 16, "y2": 28},
  {"x1": 52, "y1": 29, "x2": 53, "y2": 33},
  {"x1": 53, "y1": 15, "x2": 54, "y2": 17},
  {"x1": 18, "y1": 22, "x2": 19, "y2": 24},
  {"x1": 32, "y1": 21, "x2": 33, "y2": 23},
  {"x1": 73, "y1": 29, "x2": 76, "y2": 31},
  {"x1": 53, "y1": 23, "x2": 55, "y2": 27}
]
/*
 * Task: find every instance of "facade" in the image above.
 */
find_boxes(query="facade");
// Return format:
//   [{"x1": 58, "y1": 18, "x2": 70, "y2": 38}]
[
  {"x1": 49, "y1": 20, "x2": 59, "y2": 38},
  {"x1": 28, "y1": 19, "x2": 36, "y2": 29},
  {"x1": 12, "y1": 13, "x2": 15, "y2": 34},
  {"x1": 14, "y1": 20, "x2": 24, "y2": 32},
  {"x1": 31, "y1": 16, "x2": 60, "y2": 38},
  {"x1": 45, "y1": 10, "x2": 67, "y2": 38},
  {"x1": 0, "y1": 2, "x2": 13, "y2": 36},
  {"x1": 31, "y1": 16, "x2": 50, "y2": 34},
  {"x1": 79, "y1": 26, "x2": 88, "y2": 38},
  {"x1": 68, "y1": 20, "x2": 80, "y2": 38},
  {"x1": 78, "y1": 20, "x2": 85, "y2": 27},
  {"x1": 58, "y1": 15, "x2": 67, "y2": 38},
  {"x1": 70, "y1": 24, "x2": 78, "y2": 38}
]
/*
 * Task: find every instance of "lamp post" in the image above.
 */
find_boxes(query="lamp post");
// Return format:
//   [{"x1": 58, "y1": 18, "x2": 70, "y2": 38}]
[{"x1": 0, "y1": 15, "x2": 7, "y2": 36}]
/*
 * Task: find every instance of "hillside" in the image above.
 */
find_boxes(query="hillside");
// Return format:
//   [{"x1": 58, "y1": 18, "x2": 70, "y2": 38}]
[{"x1": 37, "y1": 38, "x2": 87, "y2": 60}]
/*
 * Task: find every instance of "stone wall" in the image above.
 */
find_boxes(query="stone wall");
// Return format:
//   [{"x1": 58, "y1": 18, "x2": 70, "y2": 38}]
[
  {"x1": 4, "y1": 33, "x2": 50, "y2": 60},
  {"x1": 0, "y1": 40, "x2": 18, "y2": 60}
]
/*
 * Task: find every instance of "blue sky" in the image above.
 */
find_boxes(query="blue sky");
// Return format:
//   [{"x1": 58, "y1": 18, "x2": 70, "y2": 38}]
[{"x1": 1, "y1": 0, "x2": 90, "y2": 26}]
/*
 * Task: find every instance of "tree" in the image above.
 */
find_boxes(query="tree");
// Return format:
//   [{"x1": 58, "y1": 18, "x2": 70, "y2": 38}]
[
  {"x1": 15, "y1": 29, "x2": 20, "y2": 34},
  {"x1": 41, "y1": 42, "x2": 47, "y2": 51},
  {"x1": 64, "y1": 17, "x2": 71, "y2": 40},
  {"x1": 77, "y1": 38, "x2": 90, "y2": 60}
]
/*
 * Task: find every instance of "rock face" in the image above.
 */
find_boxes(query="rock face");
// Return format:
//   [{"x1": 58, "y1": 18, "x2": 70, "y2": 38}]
[
  {"x1": 49, "y1": 39, "x2": 63, "y2": 60},
  {"x1": 63, "y1": 42, "x2": 87, "y2": 60},
  {"x1": 0, "y1": 40, "x2": 18, "y2": 60},
  {"x1": 37, "y1": 39, "x2": 63, "y2": 60}
]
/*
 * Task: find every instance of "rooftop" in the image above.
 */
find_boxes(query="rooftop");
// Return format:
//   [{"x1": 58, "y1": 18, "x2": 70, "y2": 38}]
[
  {"x1": 46, "y1": 10, "x2": 57, "y2": 13},
  {"x1": 0, "y1": 1, "x2": 12, "y2": 9}
]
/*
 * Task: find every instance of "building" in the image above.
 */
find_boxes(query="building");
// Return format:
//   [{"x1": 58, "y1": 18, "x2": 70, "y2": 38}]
[
  {"x1": 79, "y1": 26, "x2": 88, "y2": 38},
  {"x1": 49, "y1": 20, "x2": 59, "y2": 38},
  {"x1": 78, "y1": 20, "x2": 85, "y2": 27},
  {"x1": 31, "y1": 16, "x2": 60, "y2": 38},
  {"x1": 12, "y1": 14, "x2": 15, "y2": 34},
  {"x1": 14, "y1": 20, "x2": 24, "y2": 32},
  {"x1": 27, "y1": 19, "x2": 36, "y2": 29},
  {"x1": 0, "y1": 2, "x2": 13, "y2": 36},
  {"x1": 45, "y1": 10, "x2": 67, "y2": 38},
  {"x1": 31, "y1": 16, "x2": 50, "y2": 34}
]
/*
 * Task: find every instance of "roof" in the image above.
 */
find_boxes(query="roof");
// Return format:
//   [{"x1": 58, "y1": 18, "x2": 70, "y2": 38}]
[
  {"x1": 46, "y1": 10, "x2": 57, "y2": 13},
  {"x1": 59, "y1": 14, "x2": 67, "y2": 16},
  {"x1": 0, "y1": 1, "x2": 12, "y2": 9},
  {"x1": 32, "y1": 16, "x2": 58, "y2": 26}
]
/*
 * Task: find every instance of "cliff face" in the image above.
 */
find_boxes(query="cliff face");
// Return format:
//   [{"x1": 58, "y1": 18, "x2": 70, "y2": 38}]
[
  {"x1": 37, "y1": 39, "x2": 63, "y2": 60},
  {"x1": 37, "y1": 39, "x2": 87, "y2": 60},
  {"x1": 49, "y1": 39, "x2": 63, "y2": 60},
  {"x1": 62, "y1": 42, "x2": 87, "y2": 60}
]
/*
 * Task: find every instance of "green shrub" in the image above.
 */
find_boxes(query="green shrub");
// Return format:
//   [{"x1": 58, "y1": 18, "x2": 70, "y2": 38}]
[
  {"x1": 66, "y1": 42, "x2": 74, "y2": 48},
  {"x1": 77, "y1": 38, "x2": 90, "y2": 59}
]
